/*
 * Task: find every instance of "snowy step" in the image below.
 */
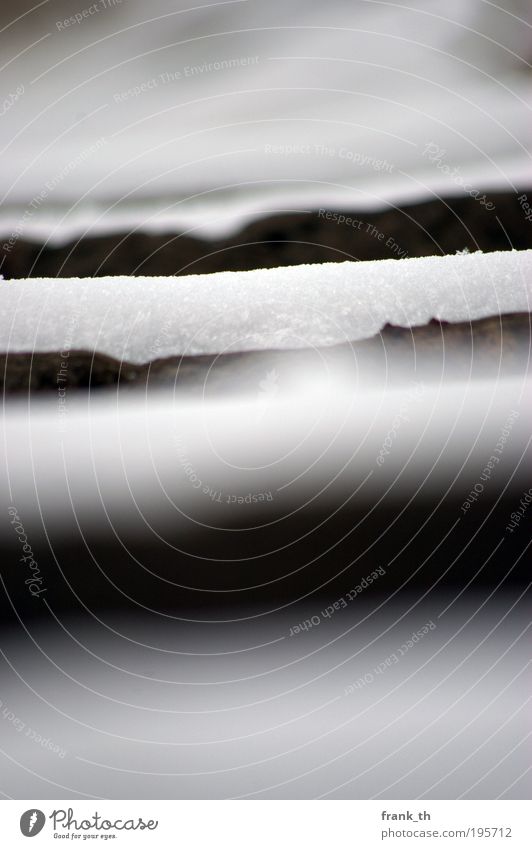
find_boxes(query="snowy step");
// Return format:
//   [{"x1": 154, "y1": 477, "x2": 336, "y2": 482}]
[{"x1": 1, "y1": 251, "x2": 531, "y2": 364}]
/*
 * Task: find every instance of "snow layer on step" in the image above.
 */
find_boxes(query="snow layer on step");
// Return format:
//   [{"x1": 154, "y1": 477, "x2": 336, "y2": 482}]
[
  {"x1": 1, "y1": 251, "x2": 531, "y2": 363},
  {"x1": 0, "y1": 0, "x2": 530, "y2": 241}
]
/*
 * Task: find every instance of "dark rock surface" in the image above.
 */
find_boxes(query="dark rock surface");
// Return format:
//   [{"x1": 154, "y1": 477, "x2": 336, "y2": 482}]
[
  {"x1": 2, "y1": 312, "x2": 530, "y2": 394},
  {"x1": 2, "y1": 192, "x2": 531, "y2": 279}
]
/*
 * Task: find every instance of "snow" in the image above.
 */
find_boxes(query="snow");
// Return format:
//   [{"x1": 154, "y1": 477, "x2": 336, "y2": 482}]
[
  {"x1": 1, "y1": 250, "x2": 530, "y2": 362},
  {"x1": 0, "y1": 0, "x2": 530, "y2": 243}
]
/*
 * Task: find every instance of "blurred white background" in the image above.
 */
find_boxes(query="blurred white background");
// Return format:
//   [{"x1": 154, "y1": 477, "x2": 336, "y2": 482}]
[{"x1": 0, "y1": 0, "x2": 530, "y2": 240}]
